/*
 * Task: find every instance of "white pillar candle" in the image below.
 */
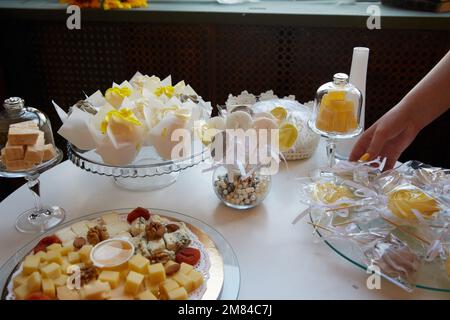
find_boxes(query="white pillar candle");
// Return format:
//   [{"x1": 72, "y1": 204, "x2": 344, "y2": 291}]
[{"x1": 336, "y1": 47, "x2": 370, "y2": 160}]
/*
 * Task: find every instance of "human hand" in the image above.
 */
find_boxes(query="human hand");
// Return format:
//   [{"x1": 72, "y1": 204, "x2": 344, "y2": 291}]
[{"x1": 349, "y1": 103, "x2": 422, "y2": 170}]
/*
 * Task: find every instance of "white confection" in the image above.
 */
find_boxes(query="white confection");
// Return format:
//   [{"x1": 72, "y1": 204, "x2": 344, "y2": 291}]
[{"x1": 225, "y1": 111, "x2": 253, "y2": 130}]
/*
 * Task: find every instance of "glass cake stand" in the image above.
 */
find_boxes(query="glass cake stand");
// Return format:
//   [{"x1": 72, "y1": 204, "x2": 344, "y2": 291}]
[
  {"x1": 309, "y1": 210, "x2": 450, "y2": 293},
  {"x1": 0, "y1": 148, "x2": 65, "y2": 233},
  {"x1": 67, "y1": 141, "x2": 207, "y2": 191}
]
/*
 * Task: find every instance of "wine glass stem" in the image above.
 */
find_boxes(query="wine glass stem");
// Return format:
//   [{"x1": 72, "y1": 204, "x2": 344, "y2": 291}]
[
  {"x1": 26, "y1": 174, "x2": 43, "y2": 213},
  {"x1": 326, "y1": 138, "x2": 336, "y2": 168}
]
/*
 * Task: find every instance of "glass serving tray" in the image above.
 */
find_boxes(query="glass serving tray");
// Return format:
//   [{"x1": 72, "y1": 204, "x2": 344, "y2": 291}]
[
  {"x1": 309, "y1": 210, "x2": 450, "y2": 293},
  {"x1": 0, "y1": 208, "x2": 240, "y2": 300},
  {"x1": 67, "y1": 141, "x2": 206, "y2": 191}
]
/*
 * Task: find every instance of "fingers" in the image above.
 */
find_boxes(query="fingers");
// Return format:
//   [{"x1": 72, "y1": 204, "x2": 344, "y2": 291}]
[
  {"x1": 349, "y1": 125, "x2": 376, "y2": 161},
  {"x1": 366, "y1": 126, "x2": 389, "y2": 160},
  {"x1": 378, "y1": 125, "x2": 418, "y2": 170}
]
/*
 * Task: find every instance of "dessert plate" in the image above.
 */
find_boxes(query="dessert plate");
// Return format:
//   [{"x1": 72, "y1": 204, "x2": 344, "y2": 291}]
[{"x1": 0, "y1": 208, "x2": 240, "y2": 300}]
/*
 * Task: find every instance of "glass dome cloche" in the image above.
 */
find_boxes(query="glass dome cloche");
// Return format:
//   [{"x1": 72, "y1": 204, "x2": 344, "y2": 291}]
[
  {"x1": 0, "y1": 97, "x2": 65, "y2": 233},
  {"x1": 308, "y1": 73, "x2": 363, "y2": 168}
]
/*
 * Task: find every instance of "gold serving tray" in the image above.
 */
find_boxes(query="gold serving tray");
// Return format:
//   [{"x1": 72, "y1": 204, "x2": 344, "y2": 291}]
[{"x1": 1, "y1": 208, "x2": 240, "y2": 300}]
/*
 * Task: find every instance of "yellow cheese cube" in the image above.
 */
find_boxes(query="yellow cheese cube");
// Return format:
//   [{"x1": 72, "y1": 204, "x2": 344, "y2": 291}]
[
  {"x1": 179, "y1": 262, "x2": 194, "y2": 275},
  {"x1": 78, "y1": 245, "x2": 93, "y2": 263},
  {"x1": 120, "y1": 269, "x2": 130, "y2": 280},
  {"x1": 53, "y1": 274, "x2": 68, "y2": 287},
  {"x1": 41, "y1": 262, "x2": 61, "y2": 279},
  {"x1": 60, "y1": 244, "x2": 74, "y2": 256},
  {"x1": 34, "y1": 250, "x2": 47, "y2": 262},
  {"x1": 128, "y1": 254, "x2": 149, "y2": 274},
  {"x1": 47, "y1": 250, "x2": 63, "y2": 265},
  {"x1": 99, "y1": 270, "x2": 120, "y2": 289},
  {"x1": 167, "y1": 287, "x2": 188, "y2": 300},
  {"x1": 46, "y1": 243, "x2": 62, "y2": 252},
  {"x1": 38, "y1": 261, "x2": 49, "y2": 272},
  {"x1": 27, "y1": 271, "x2": 42, "y2": 293},
  {"x1": 57, "y1": 286, "x2": 80, "y2": 300},
  {"x1": 144, "y1": 278, "x2": 160, "y2": 297},
  {"x1": 42, "y1": 278, "x2": 55, "y2": 299},
  {"x1": 147, "y1": 263, "x2": 166, "y2": 284},
  {"x1": 172, "y1": 271, "x2": 195, "y2": 292},
  {"x1": 124, "y1": 271, "x2": 144, "y2": 296},
  {"x1": 137, "y1": 289, "x2": 157, "y2": 300},
  {"x1": 81, "y1": 280, "x2": 111, "y2": 300},
  {"x1": 67, "y1": 251, "x2": 80, "y2": 264},
  {"x1": 188, "y1": 270, "x2": 204, "y2": 290},
  {"x1": 61, "y1": 258, "x2": 71, "y2": 274},
  {"x1": 159, "y1": 279, "x2": 179, "y2": 299},
  {"x1": 13, "y1": 274, "x2": 29, "y2": 288},
  {"x1": 14, "y1": 284, "x2": 30, "y2": 300},
  {"x1": 23, "y1": 255, "x2": 40, "y2": 275}
]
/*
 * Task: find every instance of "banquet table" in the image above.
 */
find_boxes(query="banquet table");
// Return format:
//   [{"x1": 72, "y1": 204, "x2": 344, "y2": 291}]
[{"x1": 0, "y1": 140, "x2": 449, "y2": 300}]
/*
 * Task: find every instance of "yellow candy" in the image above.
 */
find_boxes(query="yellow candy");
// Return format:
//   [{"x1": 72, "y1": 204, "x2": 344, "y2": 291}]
[
  {"x1": 105, "y1": 87, "x2": 132, "y2": 108},
  {"x1": 316, "y1": 91, "x2": 357, "y2": 134},
  {"x1": 278, "y1": 123, "x2": 298, "y2": 151},
  {"x1": 314, "y1": 182, "x2": 354, "y2": 204},
  {"x1": 155, "y1": 85, "x2": 175, "y2": 98},
  {"x1": 359, "y1": 153, "x2": 370, "y2": 162},
  {"x1": 270, "y1": 106, "x2": 288, "y2": 121},
  {"x1": 105, "y1": 87, "x2": 132, "y2": 98},
  {"x1": 327, "y1": 90, "x2": 346, "y2": 101},
  {"x1": 100, "y1": 108, "x2": 142, "y2": 135},
  {"x1": 388, "y1": 188, "x2": 439, "y2": 220}
]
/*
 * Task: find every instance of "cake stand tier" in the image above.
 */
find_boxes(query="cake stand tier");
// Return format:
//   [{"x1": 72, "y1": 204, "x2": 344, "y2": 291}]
[{"x1": 67, "y1": 142, "x2": 206, "y2": 191}]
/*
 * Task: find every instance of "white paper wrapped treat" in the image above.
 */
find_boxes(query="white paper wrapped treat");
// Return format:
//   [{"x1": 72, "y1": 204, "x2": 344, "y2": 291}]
[
  {"x1": 225, "y1": 90, "x2": 319, "y2": 160},
  {"x1": 53, "y1": 72, "x2": 212, "y2": 165},
  {"x1": 88, "y1": 105, "x2": 144, "y2": 165}
]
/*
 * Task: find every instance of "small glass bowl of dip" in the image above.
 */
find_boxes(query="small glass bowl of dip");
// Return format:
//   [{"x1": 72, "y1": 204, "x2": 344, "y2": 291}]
[{"x1": 90, "y1": 238, "x2": 135, "y2": 268}]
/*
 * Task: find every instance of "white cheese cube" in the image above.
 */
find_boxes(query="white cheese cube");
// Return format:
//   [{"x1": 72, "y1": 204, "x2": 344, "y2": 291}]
[
  {"x1": 55, "y1": 227, "x2": 77, "y2": 243},
  {"x1": 70, "y1": 221, "x2": 90, "y2": 237}
]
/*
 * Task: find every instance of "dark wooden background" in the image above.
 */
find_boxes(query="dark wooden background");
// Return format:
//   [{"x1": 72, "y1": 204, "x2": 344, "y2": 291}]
[{"x1": 0, "y1": 19, "x2": 449, "y2": 201}]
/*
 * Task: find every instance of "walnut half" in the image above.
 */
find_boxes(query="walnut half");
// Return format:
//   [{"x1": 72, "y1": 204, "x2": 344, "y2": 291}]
[
  {"x1": 145, "y1": 222, "x2": 166, "y2": 241},
  {"x1": 87, "y1": 225, "x2": 109, "y2": 245}
]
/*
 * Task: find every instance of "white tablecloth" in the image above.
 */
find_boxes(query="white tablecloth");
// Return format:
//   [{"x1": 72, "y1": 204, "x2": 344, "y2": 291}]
[{"x1": 0, "y1": 141, "x2": 448, "y2": 299}]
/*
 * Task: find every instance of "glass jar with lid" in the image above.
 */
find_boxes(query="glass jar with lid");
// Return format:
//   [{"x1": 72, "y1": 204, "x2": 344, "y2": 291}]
[
  {"x1": 308, "y1": 73, "x2": 363, "y2": 168},
  {"x1": 0, "y1": 97, "x2": 65, "y2": 233}
]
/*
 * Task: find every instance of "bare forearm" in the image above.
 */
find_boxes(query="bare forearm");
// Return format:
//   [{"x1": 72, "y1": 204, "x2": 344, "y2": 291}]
[{"x1": 401, "y1": 50, "x2": 450, "y2": 130}]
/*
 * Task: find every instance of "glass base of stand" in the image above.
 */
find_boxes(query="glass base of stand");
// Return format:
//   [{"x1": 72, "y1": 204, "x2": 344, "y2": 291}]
[
  {"x1": 309, "y1": 168, "x2": 338, "y2": 181},
  {"x1": 114, "y1": 172, "x2": 179, "y2": 191},
  {"x1": 15, "y1": 206, "x2": 65, "y2": 233}
]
